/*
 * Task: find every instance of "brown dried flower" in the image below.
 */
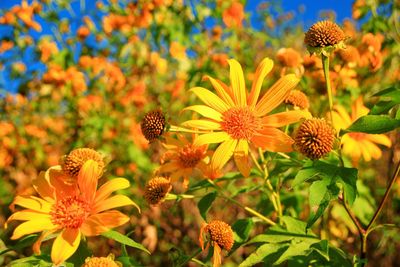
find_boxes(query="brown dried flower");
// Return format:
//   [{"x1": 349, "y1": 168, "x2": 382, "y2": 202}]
[
  {"x1": 304, "y1": 21, "x2": 345, "y2": 48},
  {"x1": 140, "y1": 109, "x2": 166, "y2": 142},
  {"x1": 295, "y1": 118, "x2": 335, "y2": 159},
  {"x1": 144, "y1": 176, "x2": 172, "y2": 205}
]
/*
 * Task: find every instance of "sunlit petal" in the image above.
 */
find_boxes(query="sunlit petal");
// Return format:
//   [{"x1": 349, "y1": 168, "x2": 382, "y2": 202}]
[
  {"x1": 190, "y1": 87, "x2": 230, "y2": 113},
  {"x1": 194, "y1": 132, "x2": 230, "y2": 146},
  {"x1": 211, "y1": 139, "x2": 238, "y2": 171},
  {"x1": 181, "y1": 119, "x2": 221, "y2": 130},
  {"x1": 251, "y1": 127, "x2": 294, "y2": 152},
  {"x1": 95, "y1": 178, "x2": 130, "y2": 202},
  {"x1": 234, "y1": 139, "x2": 251, "y2": 177},
  {"x1": 228, "y1": 59, "x2": 247, "y2": 106},
  {"x1": 11, "y1": 218, "x2": 55, "y2": 240},
  {"x1": 262, "y1": 110, "x2": 311, "y2": 127},
  {"x1": 204, "y1": 75, "x2": 235, "y2": 106},
  {"x1": 78, "y1": 160, "x2": 100, "y2": 203},
  {"x1": 248, "y1": 57, "x2": 274, "y2": 107},
  {"x1": 255, "y1": 74, "x2": 299, "y2": 116},
  {"x1": 80, "y1": 210, "x2": 130, "y2": 236},
  {"x1": 183, "y1": 105, "x2": 222, "y2": 121},
  {"x1": 51, "y1": 228, "x2": 81, "y2": 265},
  {"x1": 366, "y1": 134, "x2": 391, "y2": 147},
  {"x1": 12, "y1": 196, "x2": 52, "y2": 213},
  {"x1": 93, "y1": 195, "x2": 140, "y2": 213}
]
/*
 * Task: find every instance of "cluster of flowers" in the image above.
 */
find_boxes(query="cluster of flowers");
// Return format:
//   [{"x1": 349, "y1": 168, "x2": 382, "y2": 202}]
[
  {"x1": 139, "y1": 20, "x2": 391, "y2": 266},
  {"x1": 6, "y1": 148, "x2": 139, "y2": 265}
]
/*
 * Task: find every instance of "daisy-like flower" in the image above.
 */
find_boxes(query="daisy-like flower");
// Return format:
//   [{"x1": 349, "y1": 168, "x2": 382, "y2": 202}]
[
  {"x1": 199, "y1": 220, "x2": 234, "y2": 267},
  {"x1": 159, "y1": 134, "x2": 209, "y2": 187},
  {"x1": 181, "y1": 58, "x2": 310, "y2": 176},
  {"x1": 332, "y1": 97, "x2": 391, "y2": 163},
  {"x1": 6, "y1": 160, "x2": 139, "y2": 265}
]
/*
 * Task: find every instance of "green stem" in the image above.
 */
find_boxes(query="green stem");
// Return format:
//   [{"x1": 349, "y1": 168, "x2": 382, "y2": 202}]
[
  {"x1": 321, "y1": 54, "x2": 334, "y2": 122},
  {"x1": 208, "y1": 179, "x2": 276, "y2": 226},
  {"x1": 366, "y1": 160, "x2": 400, "y2": 231}
]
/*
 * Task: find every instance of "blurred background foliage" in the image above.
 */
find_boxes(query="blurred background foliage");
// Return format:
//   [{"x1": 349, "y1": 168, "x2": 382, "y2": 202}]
[{"x1": 0, "y1": 0, "x2": 399, "y2": 266}]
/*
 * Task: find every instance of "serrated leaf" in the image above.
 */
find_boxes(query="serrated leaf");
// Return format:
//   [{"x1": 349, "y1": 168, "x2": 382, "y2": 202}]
[
  {"x1": 341, "y1": 115, "x2": 400, "y2": 134},
  {"x1": 197, "y1": 191, "x2": 216, "y2": 220},
  {"x1": 101, "y1": 230, "x2": 150, "y2": 254}
]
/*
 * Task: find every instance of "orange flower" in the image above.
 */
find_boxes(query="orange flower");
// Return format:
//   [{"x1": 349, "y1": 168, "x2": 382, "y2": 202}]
[
  {"x1": 0, "y1": 40, "x2": 14, "y2": 54},
  {"x1": 38, "y1": 38, "x2": 59, "y2": 62},
  {"x1": 332, "y1": 97, "x2": 391, "y2": 163},
  {"x1": 199, "y1": 220, "x2": 234, "y2": 267},
  {"x1": 169, "y1": 41, "x2": 187, "y2": 60},
  {"x1": 159, "y1": 134, "x2": 209, "y2": 187},
  {"x1": 222, "y1": 2, "x2": 244, "y2": 28},
  {"x1": 6, "y1": 160, "x2": 139, "y2": 265},
  {"x1": 181, "y1": 57, "x2": 310, "y2": 176},
  {"x1": 13, "y1": 0, "x2": 42, "y2": 32}
]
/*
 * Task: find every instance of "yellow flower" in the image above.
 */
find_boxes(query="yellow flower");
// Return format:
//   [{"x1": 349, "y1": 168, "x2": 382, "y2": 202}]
[
  {"x1": 82, "y1": 253, "x2": 122, "y2": 267},
  {"x1": 6, "y1": 160, "x2": 139, "y2": 265},
  {"x1": 199, "y1": 220, "x2": 234, "y2": 267},
  {"x1": 159, "y1": 134, "x2": 209, "y2": 187},
  {"x1": 182, "y1": 58, "x2": 310, "y2": 176},
  {"x1": 332, "y1": 97, "x2": 391, "y2": 162}
]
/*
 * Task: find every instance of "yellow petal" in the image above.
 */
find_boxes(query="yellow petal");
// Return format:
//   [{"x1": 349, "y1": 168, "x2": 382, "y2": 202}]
[
  {"x1": 181, "y1": 119, "x2": 221, "y2": 130},
  {"x1": 228, "y1": 59, "x2": 247, "y2": 106},
  {"x1": 251, "y1": 127, "x2": 294, "y2": 152},
  {"x1": 32, "y1": 170, "x2": 54, "y2": 201},
  {"x1": 363, "y1": 140, "x2": 382, "y2": 160},
  {"x1": 7, "y1": 210, "x2": 50, "y2": 225},
  {"x1": 341, "y1": 136, "x2": 361, "y2": 162},
  {"x1": 11, "y1": 217, "x2": 55, "y2": 240},
  {"x1": 359, "y1": 140, "x2": 373, "y2": 162},
  {"x1": 190, "y1": 87, "x2": 230, "y2": 113},
  {"x1": 213, "y1": 243, "x2": 222, "y2": 267},
  {"x1": 262, "y1": 110, "x2": 311, "y2": 127},
  {"x1": 194, "y1": 132, "x2": 230, "y2": 146},
  {"x1": 366, "y1": 134, "x2": 391, "y2": 147},
  {"x1": 234, "y1": 139, "x2": 251, "y2": 177},
  {"x1": 333, "y1": 105, "x2": 352, "y2": 128},
  {"x1": 12, "y1": 196, "x2": 52, "y2": 213},
  {"x1": 248, "y1": 57, "x2": 274, "y2": 107},
  {"x1": 78, "y1": 160, "x2": 99, "y2": 203},
  {"x1": 95, "y1": 178, "x2": 130, "y2": 202},
  {"x1": 211, "y1": 139, "x2": 238, "y2": 171},
  {"x1": 255, "y1": 74, "x2": 299, "y2": 117},
  {"x1": 183, "y1": 105, "x2": 222, "y2": 121},
  {"x1": 51, "y1": 228, "x2": 81, "y2": 265},
  {"x1": 33, "y1": 229, "x2": 57, "y2": 255},
  {"x1": 352, "y1": 96, "x2": 369, "y2": 120},
  {"x1": 80, "y1": 210, "x2": 130, "y2": 236},
  {"x1": 204, "y1": 75, "x2": 235, "y2": 107},
  {"x1": 93, "y1": 195, "x2": 140, "y2": 213}
]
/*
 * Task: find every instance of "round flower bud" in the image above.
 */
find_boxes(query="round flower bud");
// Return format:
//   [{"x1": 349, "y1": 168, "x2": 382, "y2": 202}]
[
  {"x1": 144, "y1": 176, "x2": 172, "y2": 205},
  {"x1": 140, "y1": 109, "x2": 166, "y2": 142}
]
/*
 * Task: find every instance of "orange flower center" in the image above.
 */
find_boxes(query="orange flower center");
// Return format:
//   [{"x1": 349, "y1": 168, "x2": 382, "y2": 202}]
[
  {"x1": 220, "y1": 107, "x2": 261, "y2": 140},
  {"x1": 178, "y1": 144, "x2": 206, "y2": 168},
  {"x1": 349, "y1": 132, "x2": 367, "y2": 140},
  {"x1": 51, "y1": 196, "x2": 91, "y2": 228}
]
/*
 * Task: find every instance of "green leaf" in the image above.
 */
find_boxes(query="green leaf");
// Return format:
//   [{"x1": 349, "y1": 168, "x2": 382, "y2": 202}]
[
  {"x1": 275, "y1": 239, "x2": 318, "y2": 265},
  {"x1": 239, "y1": 243, "x2": 288, "y2": 267},
  {"x1": 101, "y1": 230, "x2": 150, "y2": 254},
  {"x1": 310, "y1": 240, "x2": 329, "y2": 261},
  {"x1": 341, "y1": 115, "x2": 400, "y2": 135},
  {"x1": 281, "y1": 216, "x2": 307, "y2": 234},
  {"x1": 197, "y1": 191, "x2": 216, "y2": 220},
  {"x1": 308, "y1": 179, "x2": 340, "y2": 228},
  {"x1": 232, "y1": 218, "x2": 254, "y2": 243}
]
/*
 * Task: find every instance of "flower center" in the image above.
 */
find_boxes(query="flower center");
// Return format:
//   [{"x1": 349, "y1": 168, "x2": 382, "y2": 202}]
[
  {"x1": 178, "y1": 144, "x2": 206, "y2": 168},
  {"x1": 51, "y1": 195, "x2": 91, "y2": 228},
  {"x1": 220, "y1": 107, "x2": 261, "y2": 140}
]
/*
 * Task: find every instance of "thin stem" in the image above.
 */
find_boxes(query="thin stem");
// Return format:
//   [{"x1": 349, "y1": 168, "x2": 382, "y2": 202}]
[
  {"x1": 178, "y1": 247, "x2": 203, "y2": 267},
  {"x1": 366, "y1": 160, "x2": 400, "y2": 231},
  {"x1": 207, "y1": 179, "x2": 276, "y2": 226},
  {"x1": 340, "y1": 196, "x2": 365, "y2": 236},
  {"x1": 321, "y1": 54, "x2": 334, "y2": 122}
]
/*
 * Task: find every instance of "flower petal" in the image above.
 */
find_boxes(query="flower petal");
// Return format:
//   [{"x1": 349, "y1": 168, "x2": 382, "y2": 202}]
[
  {"x1": 32, "y1": 171, "x2": 54, "y2": 201},
  {"x1": 80, "y1": 210, "x2": 130, "y2": 236},
  {"x1": 262, "y1": 110, "x2": 311, "y2": 127},
  {"x1": 7, "y1": 210, "x2": 50, "y2": 226},
  {"x1": 93, "y1": 195, "x2": 140, "y2": 213},
  {"x1": 213, "y1": 243, "x2": 222, "y2": 267},
  {"x1": 33, "y1": 229, "x2": 57, "y2": 255},
  {"x1": 332, "y1": 105, "x2": 352, "y2": 129},
  {"x1": 255, "y1": 74, "x2": 300, "y2": 116},
  {"x1": 12, "y1": 196, "x2": 52, "y2": 213},
  {"x1": 183, "y1": 105, "x2": 222, "y2": 121},
  {"x1": 78, "y1": 160, "x2": 99, "y2": 203},
  {"x1": 228, "y1": 59, "x2": 247, "y2": 106},
  {"x1": 203, "y1": 75, "x2": 235, "y2": 107},
  {"x1": 211, "y1": 139, "x2": 238, "y2": 171},
  {"x1": 251, "y1": 127, "x2": 294, "y2": 152},
  {"x1": 95, "y1": 178, "x2": 130, "y2": 202},
  {"x1": 194, "y1": 132, "x2": 230, "y2": 146},
  {"x1": 248, "y1": 57, "x2": 274, "y2": 107},
  {"x1": 11, "y1": 217, "x2": 55, "y2": 240},
  {"x1": 181, "y1": 119, "x2": 221, "y2": 130},
  {"x1": 234, "y1": 139, "x2": 251, "y2": 177},
  {"x1": 366, "y1": 134, "x2": 391, "y2": 147},
  {"x1": 190, "y1": 87, "x2": 230, "y2": 113},
  {"x1": 51, "y1": 228, "x2": 81, "y2": 265}
]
